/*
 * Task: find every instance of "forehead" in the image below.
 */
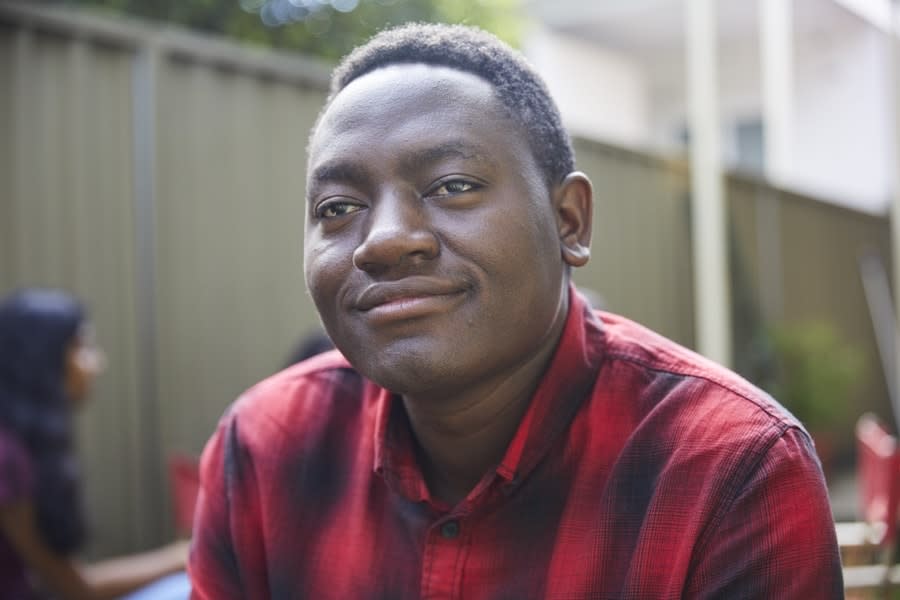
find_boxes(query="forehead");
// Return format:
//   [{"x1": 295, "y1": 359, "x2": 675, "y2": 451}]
[{"x1": 308, "y1": 64, "x2": 533, "y2": 175}]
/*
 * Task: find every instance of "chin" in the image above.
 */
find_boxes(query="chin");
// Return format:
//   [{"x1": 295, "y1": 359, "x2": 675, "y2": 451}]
[
  {"x1": 361, "y1": 355, "x2": 442, "y2": 396},
  {"x1": 346, "y1": 341, "x2": 456, "y2": 396}
]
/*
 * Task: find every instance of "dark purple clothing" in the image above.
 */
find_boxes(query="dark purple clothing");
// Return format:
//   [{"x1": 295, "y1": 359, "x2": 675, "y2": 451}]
[{"x1": 0, "y1": 426, "x2": 36, "y2": 599}]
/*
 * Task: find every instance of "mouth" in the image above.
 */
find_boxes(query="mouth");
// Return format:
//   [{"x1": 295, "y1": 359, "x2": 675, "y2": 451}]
[{"x1": 355, "y1": 278, "x2": 469, "y2": 322}]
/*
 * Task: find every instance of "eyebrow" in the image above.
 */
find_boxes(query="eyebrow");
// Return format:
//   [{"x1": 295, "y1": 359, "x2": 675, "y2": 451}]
[
  {"x1": 308, "y1": 161, "x2": 371, "y2": 193},
  {"x1": 307, "y1": 139, "x2": 495, "y2": 200},
  {"x1": 398, "y1": 140, "x2": 495, "y2": 174}
]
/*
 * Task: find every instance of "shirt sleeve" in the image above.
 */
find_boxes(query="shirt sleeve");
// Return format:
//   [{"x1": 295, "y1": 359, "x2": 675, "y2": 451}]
[
  {"x1": 0, "y1": 429, "x2": 33, "y2": 506},
  {"x1": 189, "y1": 412, "x2": 268, "y2": 599},
  {"x1": 684, "y1": 426, "x2": 844, "y2": 598}
]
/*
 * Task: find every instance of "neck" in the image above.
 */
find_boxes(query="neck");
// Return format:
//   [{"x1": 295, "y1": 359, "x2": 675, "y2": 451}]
[
  {"x1": 403, "y1": 295, "x2": 570, "y2": 506},
  {"x1": 405, "y1": 377, "x2": 536, "y2": 506}
]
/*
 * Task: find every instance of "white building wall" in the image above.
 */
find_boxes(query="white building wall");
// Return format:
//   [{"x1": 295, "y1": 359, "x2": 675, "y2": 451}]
[
  {"x1": 523, "y1": 26, "x2": 651, "y2": 147},
  {"x1": 644, "y1": 43, "x2": 764, "y2": 166},
  {"x1": 791, "y1": 23, "x2": 890, "y2": 212},
  {"x1": 524, "y1": 4, "x2": 894, "y2": 214}
]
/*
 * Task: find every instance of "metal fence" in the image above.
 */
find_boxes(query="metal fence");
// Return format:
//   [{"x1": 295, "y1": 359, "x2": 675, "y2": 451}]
[
  {"x1": 0, "y1": 3, "x2": 892, "y2": 556},
  {"x1": 0, "y1": 3, "x2": 331, "y2": 557}
]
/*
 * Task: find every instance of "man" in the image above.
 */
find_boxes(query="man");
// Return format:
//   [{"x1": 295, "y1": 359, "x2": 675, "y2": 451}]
[{"x1": 189, "y1": 23, "x2": 843, "y2": 598}]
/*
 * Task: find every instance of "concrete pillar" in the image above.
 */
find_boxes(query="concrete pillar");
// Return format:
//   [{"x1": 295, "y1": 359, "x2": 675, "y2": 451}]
[
  {"x1": 891, "y1": 0, "x2": 900, "y2": 422},
  {"x1": 760, "y1": 0, "x2": 794, "y2": 184},
  {"x1": 686, "y1": 0, "x2": 732, "y2": 365}
]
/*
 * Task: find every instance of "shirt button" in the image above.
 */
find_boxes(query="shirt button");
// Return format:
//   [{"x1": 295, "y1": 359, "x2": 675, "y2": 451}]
[{"x1": 440, "y1": 520, "x2": 460, "y2": 539}]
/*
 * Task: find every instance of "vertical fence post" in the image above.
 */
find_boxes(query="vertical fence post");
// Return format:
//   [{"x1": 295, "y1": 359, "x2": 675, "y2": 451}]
[{"x1": 132, "y1": 39, "x2": 165, "y2": 547}]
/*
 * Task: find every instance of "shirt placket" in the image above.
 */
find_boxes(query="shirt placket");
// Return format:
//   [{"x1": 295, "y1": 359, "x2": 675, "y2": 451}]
[{"x1": 420, "y1": 514, "x2": 468, "y2": 600}]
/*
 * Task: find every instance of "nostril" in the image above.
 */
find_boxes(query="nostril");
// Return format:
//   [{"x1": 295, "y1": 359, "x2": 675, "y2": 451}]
[
  {"x1": 351, "y1": 192, "x2": 440, "y2": 272},
  {"x1": 352, "y1": 248, "x2": 386, "y2": 274},
  {"x1": 352, "y1": 227, "x2": 439, "y2": 272}
]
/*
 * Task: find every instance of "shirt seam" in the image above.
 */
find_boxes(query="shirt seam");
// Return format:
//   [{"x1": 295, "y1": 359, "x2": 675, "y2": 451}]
[
  {"x1": 453, "y1": 527, "x2": 473, "y2": 599},
  {"x1": 603, "y1": 350, "x2": 795, "y2": 427},
  {"x1": 686, "y1": 419, "x2": 797, "y2": 579}
]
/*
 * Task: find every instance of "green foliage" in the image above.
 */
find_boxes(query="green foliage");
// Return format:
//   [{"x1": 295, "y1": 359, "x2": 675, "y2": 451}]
[
  {"x1": 769, "y1": 320, "x2": 865, "y2": 432},
  {"x1": 52, "y1": 0, "x2": 524, "y2": 61}
]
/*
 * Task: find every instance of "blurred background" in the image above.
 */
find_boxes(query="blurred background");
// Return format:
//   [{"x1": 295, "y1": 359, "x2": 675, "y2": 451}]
[{"x1": 0, "y1": 0, "x2": 897, "y2": 569}]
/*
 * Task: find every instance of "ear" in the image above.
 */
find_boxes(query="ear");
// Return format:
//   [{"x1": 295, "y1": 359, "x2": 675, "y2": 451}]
[{"x1": 552, "y1": 171, "x2": 593, "y2": 268}]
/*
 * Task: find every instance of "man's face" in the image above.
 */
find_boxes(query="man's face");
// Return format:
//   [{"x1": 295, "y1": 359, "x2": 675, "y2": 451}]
[{"x1": 304, "y1": 64, "x2": 572, "y2": 399}]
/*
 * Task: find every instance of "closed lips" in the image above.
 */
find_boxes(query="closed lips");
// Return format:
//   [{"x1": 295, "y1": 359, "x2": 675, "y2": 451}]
[{"x1": 355, "y1": 279, "x2": 467, "y2": 311}]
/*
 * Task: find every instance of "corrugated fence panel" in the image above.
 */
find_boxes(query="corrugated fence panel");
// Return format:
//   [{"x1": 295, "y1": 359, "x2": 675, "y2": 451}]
[
  {"x1": 0, "y1": 25, "x2": 14, "y2": 283},
  {"x1": 154, "y1": 56, "x2": 327, "y2": 462},
  {"x1": 729, "y1": 175, "x2": 893, "y2": 450},
  {"x1": 779, "y1": 189, "x2": 892, "y2": 426},
  {"x1": 0, "y1": 25, "x2": 147, "y2": 557},
  {"x1": 572, "y1": 138, "x2": 694, "y2": 346}
]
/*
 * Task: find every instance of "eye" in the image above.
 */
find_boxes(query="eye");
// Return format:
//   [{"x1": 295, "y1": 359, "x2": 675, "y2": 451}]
[
  {"x1": 315, "y1": 199, "x2": 364, "y2": 219},
  {"x1": 429, "y1": 179, "x2": 482, "y2": 197}
]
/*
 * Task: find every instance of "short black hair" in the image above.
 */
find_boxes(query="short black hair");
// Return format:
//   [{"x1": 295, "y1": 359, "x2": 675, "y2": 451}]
[{"x1": 325, "y1": 23, "x2": 575, "y2": 189}]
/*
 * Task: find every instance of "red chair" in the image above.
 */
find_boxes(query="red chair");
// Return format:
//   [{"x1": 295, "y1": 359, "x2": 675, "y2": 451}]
[
  {"x1": 842, "y1": 414, "x2": 900, "y2": 596},
  {"x1": 857, "y1": 414, "x2": 900, "y2": 550},
  {"x1": 168, "y1": 454, "x2": 201, "y2": 538}
]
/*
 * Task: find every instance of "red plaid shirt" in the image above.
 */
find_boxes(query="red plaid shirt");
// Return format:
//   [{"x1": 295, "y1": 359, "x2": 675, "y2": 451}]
[{"x1": 189, "y1": 290, "x2": 842, "y2": 599}]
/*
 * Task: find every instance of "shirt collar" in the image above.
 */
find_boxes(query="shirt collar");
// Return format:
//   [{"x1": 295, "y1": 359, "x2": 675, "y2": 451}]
[
  {"x1": 495, "y1": 284, "x2": 606, "y2": 484},
  {"x1": 372, "y1": 283, "x2": 606, "y2": 503},
  {"x1": 372, "y1": 386, "x2": 431, "y2": 503}
]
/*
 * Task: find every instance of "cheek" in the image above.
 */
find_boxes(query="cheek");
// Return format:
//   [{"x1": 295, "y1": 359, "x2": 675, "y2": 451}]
[
  {"x1": 458, "y1": 202, "x2": 559, "y2": 279},
  {"x1": 304, "y1": 239, "x2": 353, "y2": 320},
  {"x1": 63, "y1": 361, "x2": 88, "y2": 402},
  {"x1": 305, "y1": 238, "x2": 339, "y2": 287}
]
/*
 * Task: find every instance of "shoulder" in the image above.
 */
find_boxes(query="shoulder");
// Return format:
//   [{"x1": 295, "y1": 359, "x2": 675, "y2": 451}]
[
  {"x1": 239, "y1": 349, "x2": 364, "y2": 412},
  {"x1": 209, "y1": 349, "x2": 377, "y2": 458},
  {"x1": 597, "y1": 311, "x2": 799, "y2": 432},
  {"x1": 195, "y1": 350, "x2": 382, "y2": 535},
  {"x1": 0, "y1": 425, "x2": 34, "y2": 505},
  {"x1": 593, "y1": 311, "x2": 813, "y2": 487},
  {"x1": 590, "y1": 314, "x2": 831, "y2": 537}
]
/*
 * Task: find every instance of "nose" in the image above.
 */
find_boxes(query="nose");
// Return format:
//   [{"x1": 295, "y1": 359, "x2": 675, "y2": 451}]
[{"x1": 352, "y1": 191, "x2": 439, "y2": 274}]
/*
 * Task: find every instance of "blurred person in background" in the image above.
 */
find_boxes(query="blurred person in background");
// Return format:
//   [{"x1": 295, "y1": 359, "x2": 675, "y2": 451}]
[{"x1": 0, "y1": 289, "x2": 189, "y2": 600}]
